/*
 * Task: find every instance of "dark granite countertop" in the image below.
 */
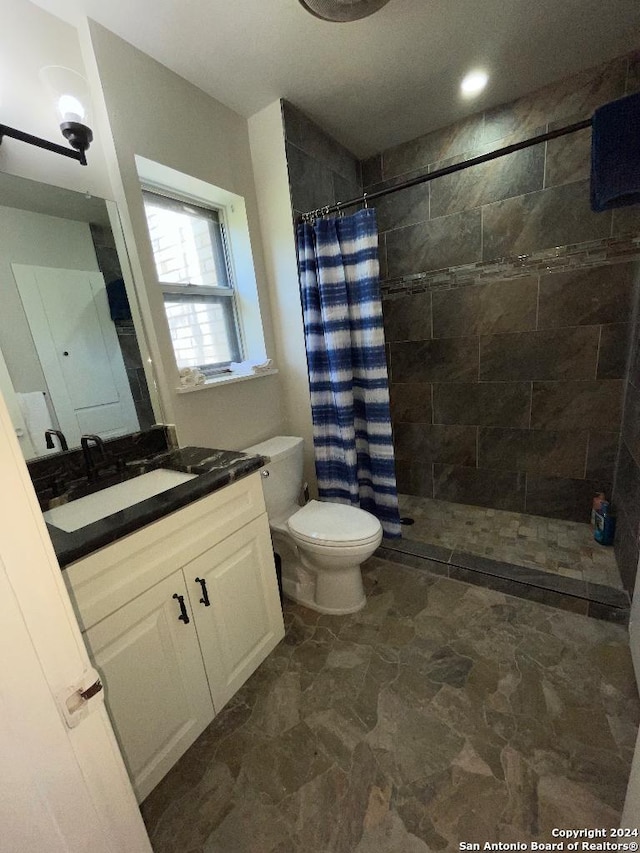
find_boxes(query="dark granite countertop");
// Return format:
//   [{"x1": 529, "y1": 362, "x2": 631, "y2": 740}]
[{"x1": 46, "y1": 446, "x2": 266, "y2": 568}]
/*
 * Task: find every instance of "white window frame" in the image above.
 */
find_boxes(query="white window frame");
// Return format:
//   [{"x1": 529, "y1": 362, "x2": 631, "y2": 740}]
[
  {"x1": 135, "y1": 156, "x2": 269, "y2": 389},
  {"x1": 141, "y1": 188, "x2": 244, "y2": 374}
]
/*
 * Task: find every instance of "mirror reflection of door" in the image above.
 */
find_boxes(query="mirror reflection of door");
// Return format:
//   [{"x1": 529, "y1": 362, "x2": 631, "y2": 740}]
[
  {"x1": 12, "y1": 265, "x2": 139, "y2": 450},
  {"x1": 0, "y1": 174, "x2": 157, "y2": 460},
  {"x1": 0, "y1": 346, "x2": 37, "y2": 458}
]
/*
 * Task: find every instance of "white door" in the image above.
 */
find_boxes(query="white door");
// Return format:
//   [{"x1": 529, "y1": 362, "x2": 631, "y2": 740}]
[
  {"x1": 0, "y1": 344, "x2": 37, "y2": 458},
  {"x1": 185, "y1": 514, "x2": 285, "y2": 711},
  {"x1": 12, "y1": 264, "x2": 139, "y2": 448},
  {"x1": 0, "y1": 373, "x2": 151, "y2": 850},
  {"x1": 83, "y1": 570, "x2": 214, "y2": 803}
]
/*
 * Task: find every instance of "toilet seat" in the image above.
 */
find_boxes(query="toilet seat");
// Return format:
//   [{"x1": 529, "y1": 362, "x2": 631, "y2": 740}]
[{"x1": 287, "y1": 500, "x2": 382, "y2": 548}]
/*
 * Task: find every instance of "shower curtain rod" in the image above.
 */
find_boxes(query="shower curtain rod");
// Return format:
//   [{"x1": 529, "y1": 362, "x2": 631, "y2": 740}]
[{"x1": 300, "y1": 117, "x2": 592, "y2": 221}]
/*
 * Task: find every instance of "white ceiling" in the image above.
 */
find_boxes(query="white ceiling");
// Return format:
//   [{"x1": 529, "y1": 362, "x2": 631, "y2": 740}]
[{"x1": 35, "y1": 0, "x2": 640, "y2": 158}]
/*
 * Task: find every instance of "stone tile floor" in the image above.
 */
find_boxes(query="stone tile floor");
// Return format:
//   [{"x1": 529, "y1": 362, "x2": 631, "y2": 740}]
[
  {"x1": 399, "y1": 494, "x2": 623, "y2": 590},
  {"x1": 141, "y1": 556, "x2": 638, "y2": 852}
]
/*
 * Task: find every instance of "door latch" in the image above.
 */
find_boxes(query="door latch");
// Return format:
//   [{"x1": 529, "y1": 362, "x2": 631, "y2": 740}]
[
  {"x1": 56, "y1": 667, "x2": 104, "y2": 729},
  {"x1": 79, "y1": 678, "x2": 103, "y2": 702}
]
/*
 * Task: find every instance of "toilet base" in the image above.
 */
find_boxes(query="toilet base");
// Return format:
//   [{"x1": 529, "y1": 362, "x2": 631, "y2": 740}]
[
  {"x1": 281, "y1": 575, "x2": 366, "y2": 615},
  {"x1": 301, "y1": 552, "x2": 367, "y2": 614},
  {"x1": 272, "y1": 529, "x2": 368, "y2": 615}
]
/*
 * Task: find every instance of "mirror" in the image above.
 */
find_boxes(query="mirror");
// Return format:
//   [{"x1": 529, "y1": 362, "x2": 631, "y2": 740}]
[{"x1": 0, "y1": 172, "x2": 160, "y2": 460}]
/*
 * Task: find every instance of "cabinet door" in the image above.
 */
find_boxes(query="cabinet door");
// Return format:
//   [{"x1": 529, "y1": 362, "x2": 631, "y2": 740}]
[
  {"x1": 186, "y1": 513, "x2": 285, "y2": 711},
  {"x1": 83, "y1": 571, "x2": 214, "y2": 803}
]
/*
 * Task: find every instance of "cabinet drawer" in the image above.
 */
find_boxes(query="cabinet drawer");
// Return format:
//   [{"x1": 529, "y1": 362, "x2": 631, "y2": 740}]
[{"x1": 64, "y1": 472, "x2": 265, "y2": 631}]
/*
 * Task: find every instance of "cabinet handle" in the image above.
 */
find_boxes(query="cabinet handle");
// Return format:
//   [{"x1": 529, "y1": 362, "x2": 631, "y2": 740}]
[
  {"x1": 195, "y1": 577, "x2": 210, "y2": 607},
  {"x1": 172, "y1": 593, "x2": 190, "y2": 624}
]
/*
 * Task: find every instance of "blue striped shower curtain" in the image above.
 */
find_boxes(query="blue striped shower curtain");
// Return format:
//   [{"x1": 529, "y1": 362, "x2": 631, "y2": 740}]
[{"x1": 297, "y1": 208, "x2": 401, "y2": 539}]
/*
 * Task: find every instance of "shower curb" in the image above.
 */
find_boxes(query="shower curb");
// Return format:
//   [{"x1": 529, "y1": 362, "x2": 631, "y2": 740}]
[{"x1": 376, "y1": 539, "x2": 630, "y2": 624}]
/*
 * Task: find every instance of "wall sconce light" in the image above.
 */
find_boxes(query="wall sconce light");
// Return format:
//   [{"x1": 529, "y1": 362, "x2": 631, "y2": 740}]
[{"x1": 0, "y1": 66, "x2": 93, "y2": 166}]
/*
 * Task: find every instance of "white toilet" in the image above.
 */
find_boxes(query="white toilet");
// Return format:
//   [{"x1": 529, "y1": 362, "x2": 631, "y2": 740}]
[{"x1": 243, "y1": 436, "x2": 382, "y2": 615}]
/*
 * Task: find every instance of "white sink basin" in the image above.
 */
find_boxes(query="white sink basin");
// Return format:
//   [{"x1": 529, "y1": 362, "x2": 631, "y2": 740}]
[{"x1": 44, "y1": 469, "x2": 198, "y2": 533}]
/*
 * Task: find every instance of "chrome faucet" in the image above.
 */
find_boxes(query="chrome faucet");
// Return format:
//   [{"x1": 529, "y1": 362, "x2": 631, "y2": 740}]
[
  {"x1": 44, "y1": 429, "x2": 69, "y2": 452},
  {"x1": 81, "y1": 434, "x2": 106, "y2": 481}
]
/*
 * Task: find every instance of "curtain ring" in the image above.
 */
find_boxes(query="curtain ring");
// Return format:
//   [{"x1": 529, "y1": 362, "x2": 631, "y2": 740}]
[
  {"x1": 363, "y1": 192, "x2": 368, "y2": 210},
  {"x1": 336, "y1": 201, "x2": 343, "y2": 218}
]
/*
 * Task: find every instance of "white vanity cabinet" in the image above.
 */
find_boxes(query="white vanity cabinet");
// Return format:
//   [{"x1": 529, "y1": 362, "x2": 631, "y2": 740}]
[
  {"x1": 184, "y1": 513, "x2": 281, "y2": 711},
  {"x1": 82, "y1": 570, "x2": 214, "y2": 801},
  {"x1": 63, "y1": 472, "x2": 284, "y2": 802}
]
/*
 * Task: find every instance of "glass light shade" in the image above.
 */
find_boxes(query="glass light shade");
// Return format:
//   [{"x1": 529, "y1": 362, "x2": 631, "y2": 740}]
[
  {"x1": 39, "y1": 65, "x2": 92, "y2": 127},
  {"x1": 57, "y1": 94, "x2": 85, "y2": 124}
]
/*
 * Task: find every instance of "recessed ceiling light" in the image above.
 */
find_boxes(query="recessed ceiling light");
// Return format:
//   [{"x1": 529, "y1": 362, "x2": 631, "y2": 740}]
[{"x1": 460, "y1": 70, "x2": 489, "y2": 98}]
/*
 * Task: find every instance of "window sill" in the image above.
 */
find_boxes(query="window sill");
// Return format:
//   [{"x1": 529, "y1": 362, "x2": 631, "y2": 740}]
[{"x1": 175, "y1": 368, "x2": 279, "y2": 393}]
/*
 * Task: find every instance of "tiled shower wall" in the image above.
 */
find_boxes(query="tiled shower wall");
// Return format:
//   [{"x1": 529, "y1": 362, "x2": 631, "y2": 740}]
[
  {"x1": 360, "y1": 52, "x2": 640, "y2": 534},
  {"x1": 385, "y1": 263, "x2": 633, "y2": 520},
  {"x1": 282, "y1": 100, "x2": 362, "y2": 221}
]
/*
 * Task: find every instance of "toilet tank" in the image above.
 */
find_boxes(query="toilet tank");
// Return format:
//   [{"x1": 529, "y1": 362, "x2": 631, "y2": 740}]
[{"x1": 243, "y1": 436, "x2": 304, "y2": 522}]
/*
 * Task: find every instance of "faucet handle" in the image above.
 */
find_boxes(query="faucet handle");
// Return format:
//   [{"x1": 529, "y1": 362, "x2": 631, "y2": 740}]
[
  {"x1": 80, "y1": 434, "x2": 106, "y2": 452},
  {"x1": 44, "y1": 429, "x2": 69, "y2": 452},
  {"x1": 80, "y1": 434, "x2": 107, "y2": 482}
]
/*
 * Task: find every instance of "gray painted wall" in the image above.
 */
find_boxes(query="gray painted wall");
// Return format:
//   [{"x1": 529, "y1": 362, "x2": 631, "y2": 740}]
[{"x1": 89, "y1": 22, "x2": 285, "y2": 452}]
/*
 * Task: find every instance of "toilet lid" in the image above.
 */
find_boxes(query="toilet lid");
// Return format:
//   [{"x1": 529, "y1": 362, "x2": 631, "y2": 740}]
[{"x1": 287, "y1": 500, "x2": 382, "y2": 546}]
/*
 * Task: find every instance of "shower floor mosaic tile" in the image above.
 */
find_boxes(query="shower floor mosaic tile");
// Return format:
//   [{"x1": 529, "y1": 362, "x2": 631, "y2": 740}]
[
  {"x1": 398, "y1": 494, "x2": 623, "y2": 590},
  {"x1": 141, "y1": 556, "x2": 638, "y2": 852}
]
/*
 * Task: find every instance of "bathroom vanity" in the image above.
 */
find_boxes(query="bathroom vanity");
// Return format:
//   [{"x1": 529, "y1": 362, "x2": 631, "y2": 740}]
[{"x1": 35, "y1": 433, "x2": 284, "y2": 802}]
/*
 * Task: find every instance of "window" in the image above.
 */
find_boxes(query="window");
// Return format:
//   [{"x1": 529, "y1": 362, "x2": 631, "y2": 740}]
[
  {"x1": 142, "y1": 190, "x2": 243, "y2": 374},
  {"x1": 136, "y1": 156, "x2": 269, "y2": 390}
]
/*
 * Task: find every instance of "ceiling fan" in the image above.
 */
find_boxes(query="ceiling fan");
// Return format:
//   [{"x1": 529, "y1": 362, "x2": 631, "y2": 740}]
[{"x1": 298, "y1": 0, "x2": 392, "y2": 22}]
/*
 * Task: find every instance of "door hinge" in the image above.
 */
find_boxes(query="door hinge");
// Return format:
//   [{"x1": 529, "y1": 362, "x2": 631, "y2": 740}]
[{"x1": 56, "y1": 667, "x2": 104, "y2": 729}]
